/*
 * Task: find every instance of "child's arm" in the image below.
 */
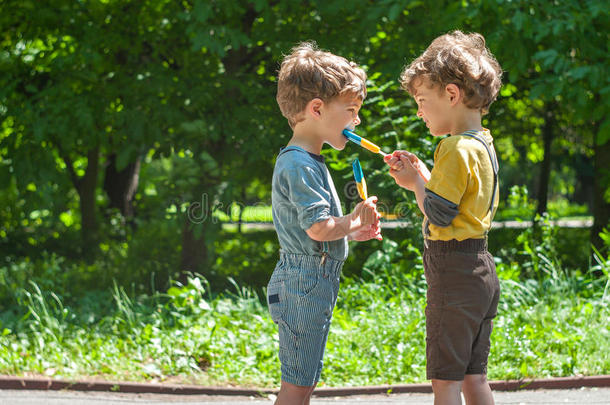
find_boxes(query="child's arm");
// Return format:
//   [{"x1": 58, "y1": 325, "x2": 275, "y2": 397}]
[
  {"x1": 385, "y1": 151, "x2": 460, "y2": 227},
  {"x1": 384, "y1": 151, "x2": 427, "y2": 215},
  {"x1": 306, "y1": 196, "x2": 381, "y2": 242}
]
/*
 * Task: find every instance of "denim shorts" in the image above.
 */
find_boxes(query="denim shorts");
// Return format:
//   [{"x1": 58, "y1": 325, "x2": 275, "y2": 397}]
[
  {"x1": 423, "y1": 238, "x2": 500, "y2": 381},
  {"x1": 267, "y1": 252, "x2": 343, "y2": 387}
]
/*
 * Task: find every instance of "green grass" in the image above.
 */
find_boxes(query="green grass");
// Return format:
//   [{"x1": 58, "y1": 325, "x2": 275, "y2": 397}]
[
  {"x1": 0, "y1": 243, "x2": 607, "y2": 387},
  {"x1": 213, "y1": 204, "x2": 273, "y2": 223}
]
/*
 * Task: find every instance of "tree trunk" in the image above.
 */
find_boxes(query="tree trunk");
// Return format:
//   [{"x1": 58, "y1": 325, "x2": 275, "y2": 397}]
[
  {"x1": 179, "y1": 220, "x2": 208, "y2": 284},
  {"x1": 237, "y1": 187, "x2": 246, "y2": 234},
  {"x1": 103, "y1": 153, "x2": 141, "y2": 219},
  {"x1": 78, "y1": 147, "x2": 100, "y2": 254},
  {"x1": 591, "y1": 135, "x2": 610, "y2": 253},
  {"x1": 535, "y1": 106, "x2": 555, "y2": 218},
  {"x1": 177, "y1": 6, "x2": 259, "y2": 282}
]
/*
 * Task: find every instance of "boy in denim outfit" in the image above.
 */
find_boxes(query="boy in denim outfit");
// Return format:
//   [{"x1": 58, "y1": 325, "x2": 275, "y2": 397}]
[
  {"x1": 268, "y1": 42, "x2": 381, "y2": 405},
  {"x1": 385, "y1": 31, "x2": 502, "y2": 405}
]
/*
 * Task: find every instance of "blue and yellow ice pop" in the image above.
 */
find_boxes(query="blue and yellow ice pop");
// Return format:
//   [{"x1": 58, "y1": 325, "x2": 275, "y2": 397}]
[
  {"x1": 343, "y1": 129, "x2": 388, "y2": 157},
  {"x1": 352, "y1": 158, "x2": 368, "y2": 200}
]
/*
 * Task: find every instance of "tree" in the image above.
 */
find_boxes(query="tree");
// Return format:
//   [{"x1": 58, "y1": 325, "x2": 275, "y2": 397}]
[
  {"x1": 2, "y1": 0, "x2": 607, "y2": 284},
  {"x1": 0, "y1": 0, "x2": 400, "y2": 273},
  {"x1": 465, "y1": 0, "x2": 609, "y2": 247},
  {"x1": 1, "y1": 1, "x2": 194, "y2": 252}
]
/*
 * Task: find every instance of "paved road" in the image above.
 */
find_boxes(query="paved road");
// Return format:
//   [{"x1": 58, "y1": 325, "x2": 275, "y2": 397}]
[{"x1": 2, "y1": 388, "x2": 609, "y2": 405}]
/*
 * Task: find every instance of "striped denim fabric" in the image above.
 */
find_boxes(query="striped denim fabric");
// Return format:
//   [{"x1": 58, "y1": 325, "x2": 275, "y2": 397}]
[{"x1": 267, "y1": 252, "x2": 343, "y2": 386}]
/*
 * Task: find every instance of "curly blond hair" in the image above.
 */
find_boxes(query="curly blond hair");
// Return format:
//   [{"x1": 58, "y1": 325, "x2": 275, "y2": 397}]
[
  {"x1": 400, "y1": 31, "x2": 502, "y2": 115},
  {"x1": 276, "y1": 42, "x2": 367, "y2": 128}
]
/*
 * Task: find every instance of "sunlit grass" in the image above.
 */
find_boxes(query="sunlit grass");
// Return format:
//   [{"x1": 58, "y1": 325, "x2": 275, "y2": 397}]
[
  {"x1": 212, "y1": 204, "x2": 272, "y2": 223},
  {"x1": 0, "y1": 250, "x2": 607, "y2": 387},
  {"x1": 1, "y1": 223, "x2": 607, "y2": 386}
]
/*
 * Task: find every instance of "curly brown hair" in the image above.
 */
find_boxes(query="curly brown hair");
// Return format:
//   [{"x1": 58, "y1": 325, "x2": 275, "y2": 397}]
[
  {"x1": 276, "y1": 42, "x2": 367, "y2": 128},
  {"x1": 400, "y1": 31, "x2": 502, "y2": 115}
]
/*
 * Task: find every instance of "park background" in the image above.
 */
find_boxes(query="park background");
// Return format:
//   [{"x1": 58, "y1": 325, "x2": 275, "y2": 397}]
[{"x1": 0, "y1": 0, "x2": 608, "y2": 388}]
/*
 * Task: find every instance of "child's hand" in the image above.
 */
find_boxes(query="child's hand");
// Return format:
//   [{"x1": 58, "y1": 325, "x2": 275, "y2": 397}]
[
  {"x1": 388, "y1": 155, "x2": 421, "y2": 191},
  {"x1": 352, "y1": 196, "x2": 381, "y2": 227},
  {"x1": 385, "y1": 150, "x2": 431, "y2": 188},
  {"x1": 399, "y1": 151, "x2": 431, "y2": 182},
  {"x1": 384, "y1": 150, "x2": 406, "y2": 171},
  {"x1": 350, "y1": 222, "x2": 382, "y2": 241}
]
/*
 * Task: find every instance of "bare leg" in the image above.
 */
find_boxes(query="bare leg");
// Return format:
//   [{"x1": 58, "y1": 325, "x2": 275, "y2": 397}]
[
  {"x1": 463, "y1": 374, "x2": 494, "y2": 405},
  {"x1": 304, "y1": 384, "x2": 318, "y2": 405},
  {"x1": 431, "y1": 379, "x2": 463, "y2": 405},
  {"x1": 274, "y1": 380, "x2": 316, "y2": 405}
]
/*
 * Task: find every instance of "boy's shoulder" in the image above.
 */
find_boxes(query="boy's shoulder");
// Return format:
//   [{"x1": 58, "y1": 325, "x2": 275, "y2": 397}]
[
  {"x1": 272, "y1": 146, "x2": 331, "y2": 201},
  {"x1": 276, "y1": 146, "x2": 324, "y2": 167},
  {"x1": 438, "y1": 133, "x2": 492, "y2": 154},
  {"x1": 436, "y1": 135, "x2": 463, "y2": 156},
  {"x1": 274, "y1": 146, "x2": 326, "y2": 179}
]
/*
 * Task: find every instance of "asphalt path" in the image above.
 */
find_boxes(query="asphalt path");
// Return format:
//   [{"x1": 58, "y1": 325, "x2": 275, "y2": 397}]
[{"x1": 2, "y1": 388, "x2": 609, "y2": 405}]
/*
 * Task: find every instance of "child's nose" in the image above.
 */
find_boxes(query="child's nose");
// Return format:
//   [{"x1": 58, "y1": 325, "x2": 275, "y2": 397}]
[
  {"x1": 354, "y1": 114, "x2": 361, "y2": 126},
  {"x1": 417, "y1": 110, "x2": 424, "y2": 118}
]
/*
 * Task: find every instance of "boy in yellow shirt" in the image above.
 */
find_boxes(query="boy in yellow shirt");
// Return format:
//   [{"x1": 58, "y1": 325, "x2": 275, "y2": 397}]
[{"x1": 386, "y1": 31, "x2": 502, "y2": 405}]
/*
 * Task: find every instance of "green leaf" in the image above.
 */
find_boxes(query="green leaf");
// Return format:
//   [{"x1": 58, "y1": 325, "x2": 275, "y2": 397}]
[
  {"x1": 388, "y1": 5, "x2": 402, "y2": 20},
  {"x1": 534, "y1": 49, "x2": 558, "y2": 69},
  {"x1": 529, "y1": 83, "x2": 547, "y2": 100},
  {"x1": 512, "y1": 11, "x2": 525, "y2": 31},
  {"x1": 200, "y1": 151, "x2": 219, "y2": 173},
  {"x1": 569, "y1": 66, "x2": 589, "y2": 80},
  {"x1": 115, "y1": 146, "x2": 133, "y2": 171},
  {"x1": 597, "y1": 118, "x2": 610, "y2": 146},
  {"x1": 193, "y1": 0, "x2": 212, "y2": 23},
  {"x1": 167, "y1": 287, "x2": 183, "y2": 298},
  {"x1": 180, "y1": 120, "x2": 206, "y2": 134}
]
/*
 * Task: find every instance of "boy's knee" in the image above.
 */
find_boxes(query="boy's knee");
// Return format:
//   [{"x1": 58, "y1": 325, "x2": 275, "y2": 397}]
[
  {"x1": 432, "y1": 378, "x2": 462, "y2": 384},
  {"x1": 431, "y1": 378, "x2": 462, "y2": 390},
  {"x1": 464, "y1": 373, "x2": 488, "y2": 386},
  {"x1": 282, "y1": 380, "x2": 314, "y2": 392}
]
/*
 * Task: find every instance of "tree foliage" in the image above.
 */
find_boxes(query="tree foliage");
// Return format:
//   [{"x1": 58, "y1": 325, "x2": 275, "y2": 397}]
[{"x1": 1, "y1": 0, "x2": 608, "y2": 285}]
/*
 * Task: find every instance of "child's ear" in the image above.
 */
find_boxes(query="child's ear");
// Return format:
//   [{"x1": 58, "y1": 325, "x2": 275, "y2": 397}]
[
  {"x1": 307, "y1": 98, "x2": 324, "y2": 119},
  {"x1": 445, "y1": 84, "x2": 461, "y2": 106}
]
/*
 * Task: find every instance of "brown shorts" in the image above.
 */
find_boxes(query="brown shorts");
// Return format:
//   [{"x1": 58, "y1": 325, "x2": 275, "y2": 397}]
[{"x1": 423, "y1": 238, "x2": 500, "y2": 381}]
